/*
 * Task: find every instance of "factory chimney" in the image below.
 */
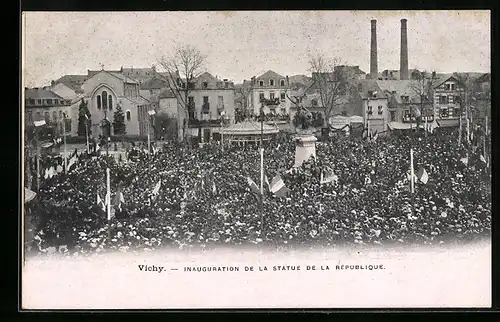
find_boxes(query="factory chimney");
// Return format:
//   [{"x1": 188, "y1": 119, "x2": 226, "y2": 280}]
[
  {"x1": 370, "y1": 20, "x2": 378, "y2": 80},
  {"x1": 400, "y1": 19, "x2": 409, "y2": 80}
]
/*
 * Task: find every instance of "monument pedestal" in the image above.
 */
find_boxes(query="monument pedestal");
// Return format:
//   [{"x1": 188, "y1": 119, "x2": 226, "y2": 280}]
[{"x1": 294, "y1": 132, "x2": 317, "y2": 168}]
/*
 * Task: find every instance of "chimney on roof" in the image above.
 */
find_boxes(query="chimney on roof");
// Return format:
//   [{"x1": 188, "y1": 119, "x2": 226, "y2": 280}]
[
  {"x1": 370, "y1": 20, "x2": 378, "y2": 80},
  {"x1": 400, "y1": 18, "x2": 409, "y2": 80},
  {"x1": 51, "y1": 80, "x2": 55, "y2": 87}
]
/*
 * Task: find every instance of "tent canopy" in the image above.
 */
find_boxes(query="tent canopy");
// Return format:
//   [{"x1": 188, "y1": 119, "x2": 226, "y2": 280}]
[{"x1": 223, "y1": 121, "x2": 279, "y2": 136}]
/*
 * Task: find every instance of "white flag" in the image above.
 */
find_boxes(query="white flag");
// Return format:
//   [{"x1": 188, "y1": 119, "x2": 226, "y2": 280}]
[
  {"x1": 480, "y1": 155, "x2": 486, "y2": 163},
  {"x1": 152, "y1": 180, "x2": 162, "y2": 195}
]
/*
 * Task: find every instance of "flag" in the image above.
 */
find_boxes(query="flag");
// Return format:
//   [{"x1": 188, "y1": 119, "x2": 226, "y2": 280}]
[
  {"x1": 247, "y1": 177, "x2": 260, "y2": 195},
  {"x1": 152, "y1": 179, "x2": 162, "y2": 195},
  {"x1": 48, "y1": 166, "x2": 56, "y2": 178},
  {"x1": 371, "y1": 131, "x2": 379, "y2": 142},
  {"x1": 44, "y1": 168, "x2": 49, "y2": 179},
  {"x1": 56, "y1": 165, "x2": 63, "y2": 173},
  {"x1": 67, "y1": 155, "x2": 77, "y2": 172},
  {"x1": 321, "y1": 168, "x2": 338, "y2": 185},
  {"x1": 416, "y1": 167, "x2": 429, "y2": 184},
  {"x1": 365, "y1": 175, "x2": 371, "y2": 185},
  {"x1": 412, "y1": 107, "x2": 421, "y2": 118},
  {"x1": 114, "y1": 189, "x2": 125, "y2": 211},
  {"x1": 406, "y1": 170, "x2": 418, "y2": 183},
  {"x1": 269, "y1": 174, "x2": 288, "y2": 198},
  {"x1": 480, "y1": 155, "x2": 486, "y2": 164},
  {"x1": 460, "y1": 157, "x2": 468, "y2": 166},
  {"x1": 265, "y1": 175, "x2": 270, "y2": 191},
  {"x1": 426, "y1": 120, "x2": 438, "y2": 133},
  {"x1": 96, "y1": 143, "x2": 100, "y2": 152},
  {"x1": 212, "y1": 181, "x2": 217, "y2": 195},
  {"x1": 97, "y1": 193, "x2": 105, "y2": 211}
]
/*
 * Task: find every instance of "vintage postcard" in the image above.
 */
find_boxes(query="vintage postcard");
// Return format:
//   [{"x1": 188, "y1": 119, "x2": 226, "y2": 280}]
[{"x1": 21, "y1": 10, "x2": 491, "y2": 309}]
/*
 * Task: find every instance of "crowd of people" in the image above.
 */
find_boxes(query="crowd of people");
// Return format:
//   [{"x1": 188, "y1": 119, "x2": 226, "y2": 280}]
[{"x1": 25, "y1": 127, "x2": 491, "y2": 255}]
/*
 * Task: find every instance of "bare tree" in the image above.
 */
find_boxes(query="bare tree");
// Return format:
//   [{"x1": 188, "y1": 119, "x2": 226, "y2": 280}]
[
  {"x1": 157, "y1": 44, "x2": 206, "y2": 145},
  {"x1": 410, "y1": 71, "x2": 437, "y2": 136},
  {"x1": 236, "y1": 81, "x2": 252, "y2": 120},
  {"x1": 454, "y1": 73, "x2": 474, "y2": 147},
  {"x1": 307, "y1": 54, "x2": 354, "y2": 124}
]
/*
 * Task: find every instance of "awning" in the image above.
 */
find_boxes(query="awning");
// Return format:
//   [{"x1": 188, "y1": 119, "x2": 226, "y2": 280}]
[
  {"x1": 387, "y1": 122, "x2": 420, "y2": 130},
  {"x1": 24, "y1": 188, "x2": 36, "y2": 203},
  {"x1": 223, "y1": 121, "x2": 279, "y2": 136},
  {"x1": 437, "y1": 119, "x2": 460, "y2": 127},
  {"x1": 349, "y1": 115, "x2": 363, "y2": 123}
]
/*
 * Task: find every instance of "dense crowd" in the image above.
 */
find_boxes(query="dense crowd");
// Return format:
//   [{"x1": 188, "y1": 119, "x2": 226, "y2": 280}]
[{"x1": 25, "y1": 127, "x2": 491, "y2": 255}]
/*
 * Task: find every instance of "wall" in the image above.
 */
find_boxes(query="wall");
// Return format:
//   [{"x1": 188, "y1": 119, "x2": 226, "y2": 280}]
[
  {"x1": 433, "y1": 79, "x2": 462, "y2": 120},
  {"x1": 363, "y1": 97, "x2": 389, "y2": 133},
  {"x1": 249, "y1": 89, "x2": 291, "y2": 115},
  {"x1": 189, "y1": 89, "x2": 235, "y2": 123}
]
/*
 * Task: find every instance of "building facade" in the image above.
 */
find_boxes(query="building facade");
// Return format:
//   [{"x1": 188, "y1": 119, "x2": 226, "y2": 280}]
[
  {"x1": 432, "y1": 76, "x2": 463, "y2": 126},
  {"x1": 82, "y1": 70, "x2": 151, "y2": 138},
  {"x1": 24, "y1": 88, "x2": 73, "y2": 136},
  {"x1": 247, "y1": 70, "x2": 292, "y2": 115},
  {"x1": 355, "y1": 80, "x2": 390, "y2": 133}
]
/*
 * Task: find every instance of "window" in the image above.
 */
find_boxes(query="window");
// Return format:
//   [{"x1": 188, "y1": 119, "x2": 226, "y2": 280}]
[
  {"x1": 60, "y1": 100, "x2": 64, "y2": 105},
  {"x1": 108, "y1": 95, "x2": 113, "y2": 110},
  {"x1": 259, "y1": 80, "x2": 264, "y2": 87},
  {"x1": 404, "y1": 110, "x2": 411, "y2": 120},
  {"x1": 448, "y1": 95, "x2": 454, "y2": 104},
  {"x1": 224, "y1": 82, "x2": 229, "y2": 89},
  {"x1": 439, "y1": 95, "x2": 446, "y2": 104},
  {"x1": 367, "y1": 106, "x2": 373, "y2": 115},
  {"x1": 440, "y1": 108, "x2": 448, "y2": 118},
  {"x1": 44, "y1": 111, "x2": 50, "y2": 123},
  {"x1": 312, "y1": 99, "x2": 318, "y2": 107},
  {"x1": 390, "y1": 111, "x2": 396, "y2": 121},
  {"x1": 259, "y1": 92, "x2": 265, "y2": 101},
  {"x1": 453, "y1": 107, "x2": 461, "y2": 117},
  {"x1": 102, "y1": 91, "x2": 108, "y2": 109},
  {"x1": 126, "y1": 111, "x2": 131, "y2": 121},
  {"x1": 218, "y1": 96, "x2": 224, "y2": 108},
  {"x1": 280, "y1": 79, "x2": 285, "y2": 86},
  {"x1": 269, "y1": 79, "x2": 275, "y2": 86},
  {"x1": 401, "y1": 96, "x2": 409, "y2": 103},
  {"x1": 378, "y1": 105, "x2": 383, "y2": 115},
  {"x1": 203, "y1": 82, "x2": 208, "y2": 89},
  {"x1": 52, "y1": 111, "x2": 57, "y2": 122},
  {"x1": 46, "y1": 99, "x2": 53, "y2": 105},
  {"x1": 64, "y1": 118, "x2": 72, "y2": 132},
  {"x1": 455, "y1": 96, "x2": 461, "y2": 104},
  {"x1": 37, "y1": 99, "x2": 42, "y2": 105},
  {"x1": 451, "y1": 83, "x2": 456, "y2": 91},
  {"x1": 270, "y1": 92, "x2": 275, "y2": 100},
  {"x1": 202, "y1": 96, "x2": 209, "y2": 113},
  {"x1": 97, "y1": 95, "x2": 101, "y2": 109},
  {"x1": 28, "y1": 99, "x2": 35, "y2": 105},
  {"x1": 280, "y1": 92, "x2": 286, "y2": 101},
  {"x1": 59, "y1": 111, "x2": 63, "y2": 119}
]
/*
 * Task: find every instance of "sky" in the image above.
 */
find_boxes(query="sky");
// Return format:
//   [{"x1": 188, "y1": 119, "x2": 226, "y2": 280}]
[{"x1": 22, "y1": 10, "x2": 490, "y2": 87}]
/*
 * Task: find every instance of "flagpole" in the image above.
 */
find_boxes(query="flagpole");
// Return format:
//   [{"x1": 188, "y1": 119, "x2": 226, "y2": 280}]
[
  {"x1": 62, "y1": 113, "x2": 67, "y2": 173},
  {"x1": 260, "y1": 104, "x2": 264, "y2": 234},
  {"x1": 484, "y1": 116, "x2": 487, "y2": 167},
  {"x1": 35, "y1": 127, "x2": 40, "y2": 191},
  {"x1": 85, "y1": 116, "x2": 90, "y2": 153},
  {"x1": 410, "y1": 148, "x2": 415, "y2": 194},
  {"x1": 106, "y1": 168, "x2": 111, "y2": 221}
]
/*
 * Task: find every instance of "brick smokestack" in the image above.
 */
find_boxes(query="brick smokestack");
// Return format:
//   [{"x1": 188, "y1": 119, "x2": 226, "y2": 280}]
[
  {"x1": 400, "y1": 18, "x2": 409, "y2": 80},
  {"x1": 370, "y1": 20, "x2": 378, "y2": 80}
]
